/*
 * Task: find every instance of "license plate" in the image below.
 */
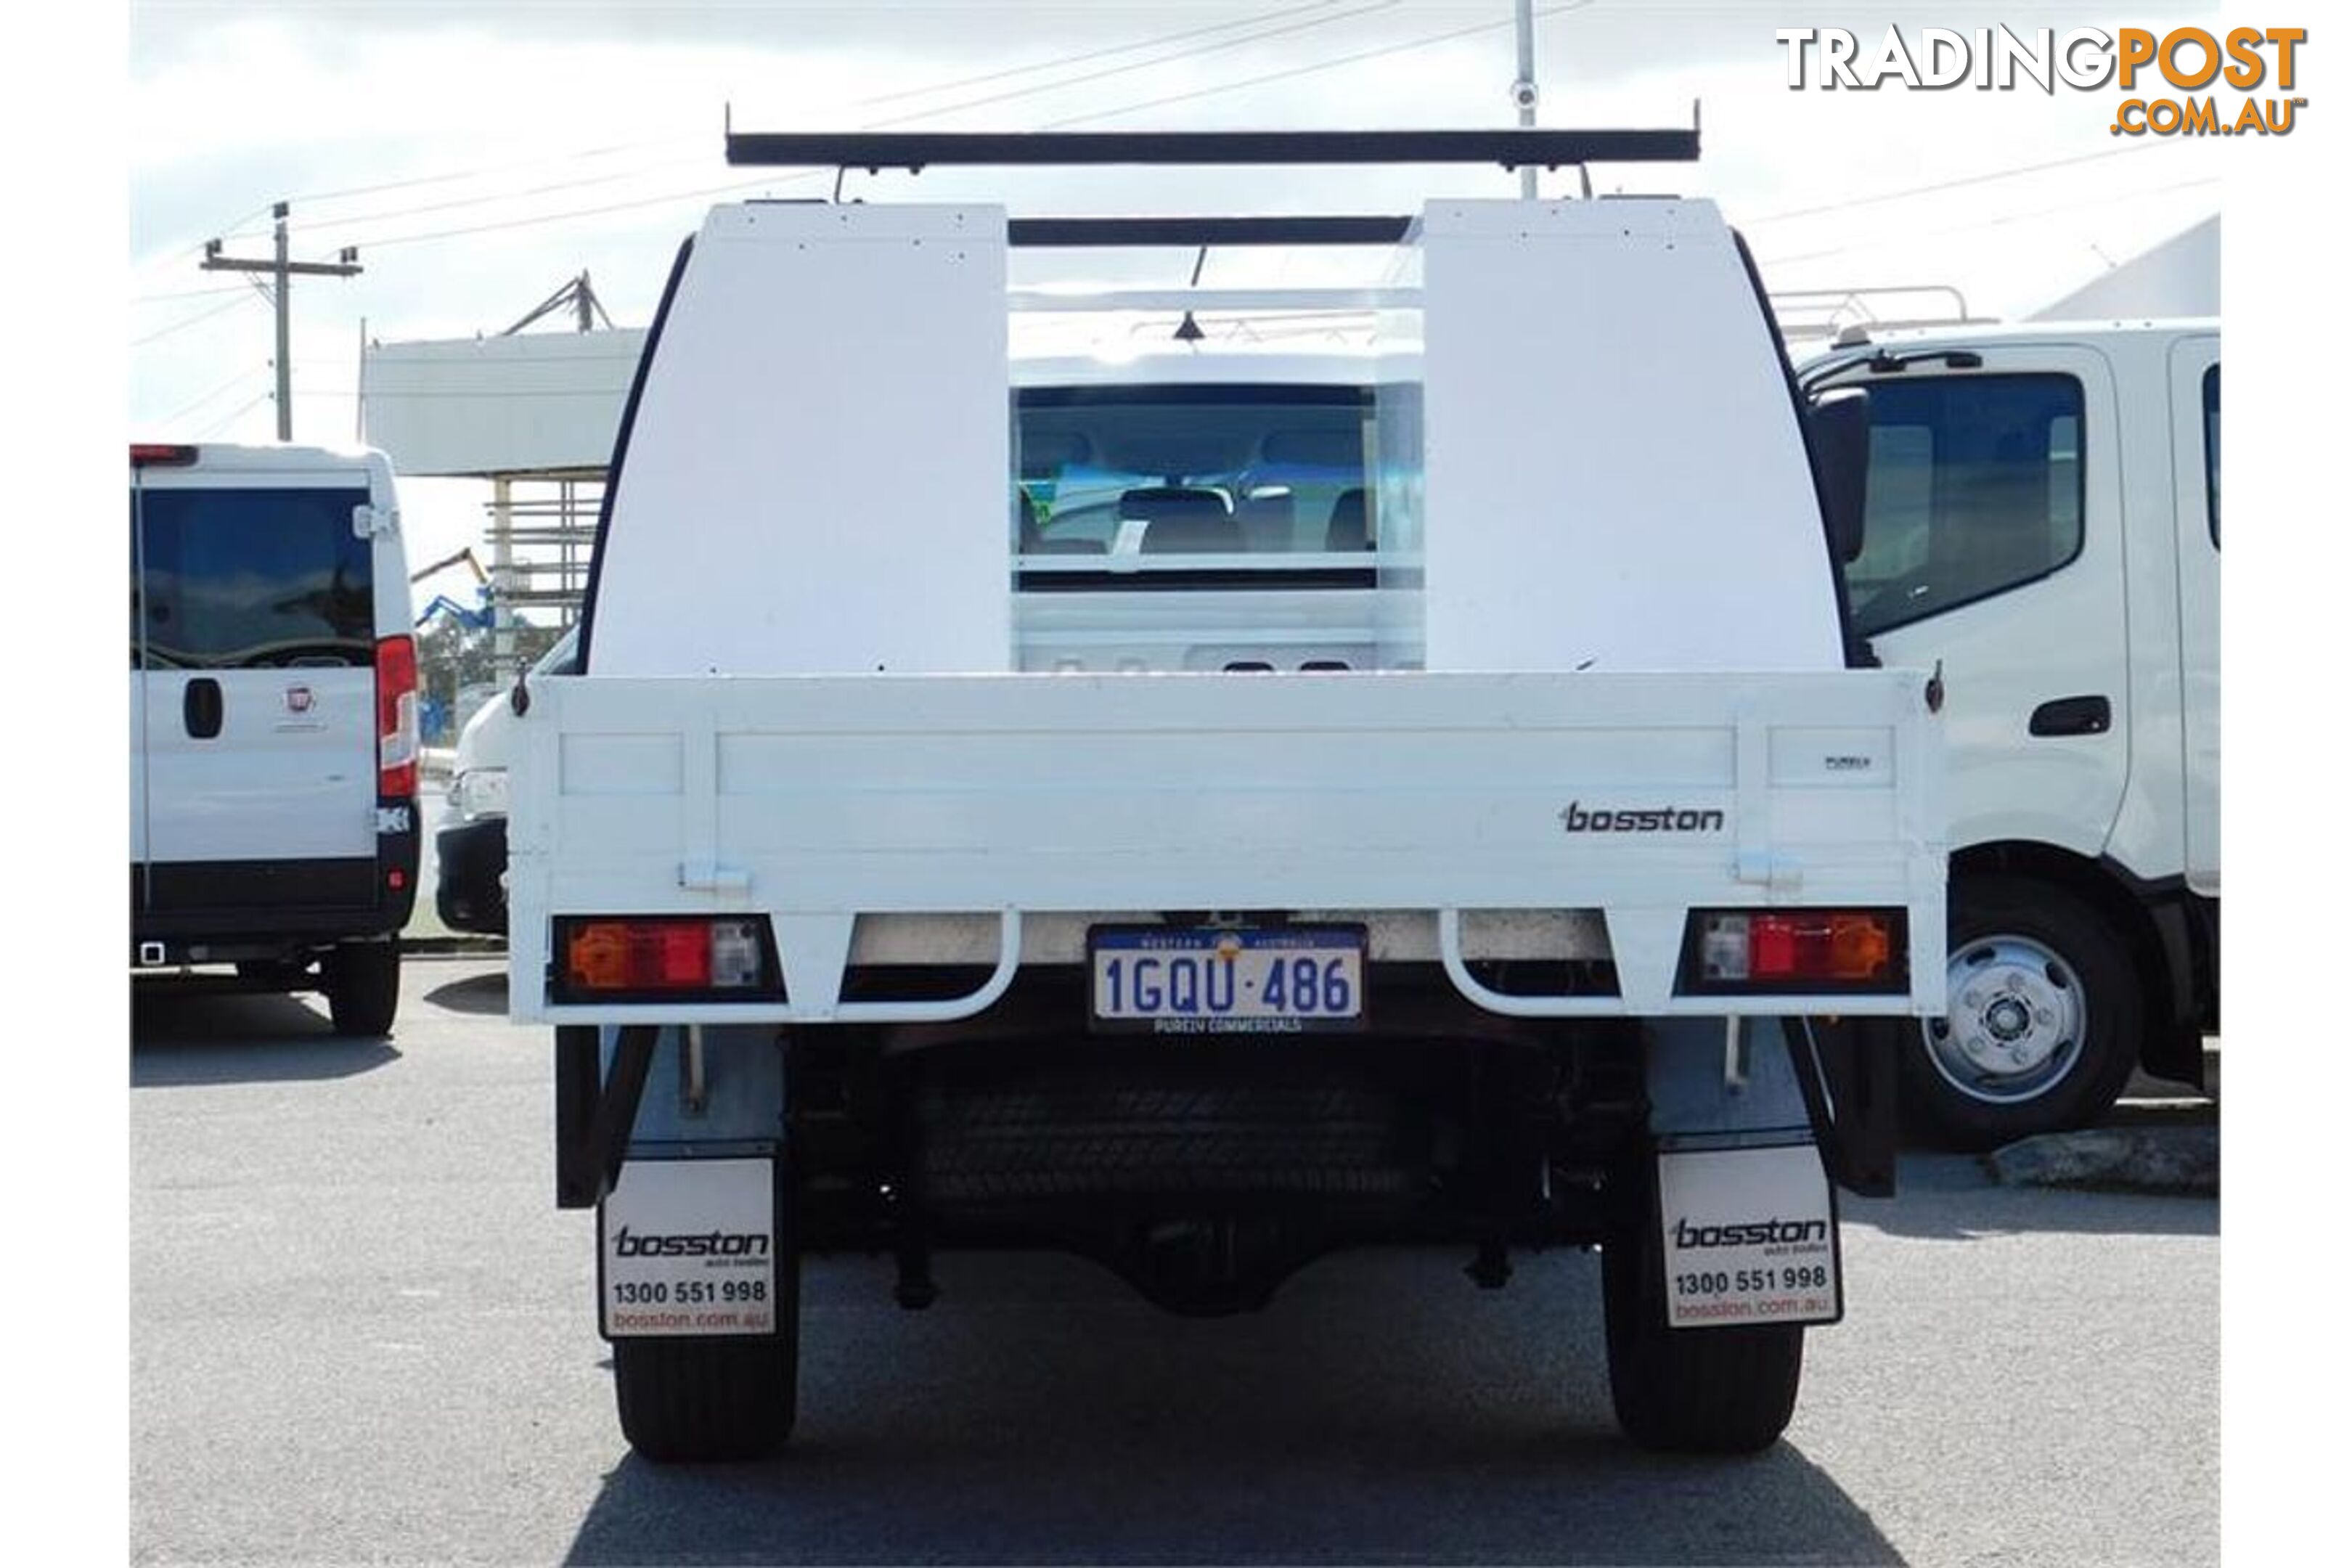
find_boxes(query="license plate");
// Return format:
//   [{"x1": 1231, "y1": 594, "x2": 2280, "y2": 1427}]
[{"x1": 1088, "y1": 925, "x2": 1367, "y2": 1034}]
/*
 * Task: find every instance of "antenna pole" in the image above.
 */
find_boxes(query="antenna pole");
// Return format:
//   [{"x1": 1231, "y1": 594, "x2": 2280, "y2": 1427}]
[{"x1": 1514, "y1": 0, "x2": 1539, "y2": 199}]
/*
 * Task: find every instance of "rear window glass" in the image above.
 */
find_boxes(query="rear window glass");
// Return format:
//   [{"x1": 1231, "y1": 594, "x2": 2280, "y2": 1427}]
[
  {"x1": 1015, "y1": 385, "x2": 1380, "y2": 575},
  {"x1": 133, "y1": 486, "x2": 376, "y2": 669}
]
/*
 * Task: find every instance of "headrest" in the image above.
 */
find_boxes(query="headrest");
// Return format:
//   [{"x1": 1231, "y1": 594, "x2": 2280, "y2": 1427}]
[
  {"x1": 1323, "y1": 487, "x2": 1371, "y2": 552},
  {"x1": 1121, "y1": 487, "x2": 1241, "y2": 554}
]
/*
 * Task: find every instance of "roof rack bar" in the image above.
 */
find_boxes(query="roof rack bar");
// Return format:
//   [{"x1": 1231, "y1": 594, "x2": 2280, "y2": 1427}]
[
  {"x1": 726, "y1": 128, "x2": 1701, "y2": 171},
  {"x1": 1008, "y1": 216, "x2": 1413, "y2": 248}
]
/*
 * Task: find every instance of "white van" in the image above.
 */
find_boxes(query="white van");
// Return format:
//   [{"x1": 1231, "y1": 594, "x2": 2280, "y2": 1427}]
[
  {"x1": 1800, "y1": 320, "x2": 2218, "y2": 1146},
  {"x1": 131, "y1": 442, "x2": 421, "y2": 1034},
  {"x1": 435, "y1": 627, "x2": 579, "y2": 935}
]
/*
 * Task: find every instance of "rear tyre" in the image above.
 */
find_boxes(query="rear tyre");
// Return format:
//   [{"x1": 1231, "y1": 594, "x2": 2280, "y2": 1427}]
[
  {"x1": 325, "y1": 940, "x2": 401, "y2": 1037},
  {"x1": 1602, "y1": 1151, "x2": 1803, "y2": 1454},
  {"x1": 613, "y1": 1259, "x2": 801, "y2": 1463},
  {"x1": 1902, "y1": 873, "x2": 2141, "y2": 1151}
]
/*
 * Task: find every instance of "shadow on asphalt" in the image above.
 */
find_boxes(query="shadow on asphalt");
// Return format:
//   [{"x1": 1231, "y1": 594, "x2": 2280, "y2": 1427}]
[
  {"x1": 561, "y1": 1250, "x2": 1903, "y2": 1567},
  {"x1": 131, "y1": 984, "x2": 401, "y2": 1085},
  {"x1": 422, "y1": 969, "x2": 509, "y2": 1016},
  {"x1": 1845, "y1": 1151, "x2": 2218, "y2": 1241}
]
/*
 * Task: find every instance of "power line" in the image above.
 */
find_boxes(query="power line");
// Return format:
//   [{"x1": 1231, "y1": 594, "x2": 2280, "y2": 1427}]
[
  {"x1": 134, "y1": 282, "x2": 255, "y2": 306},
  {"x1": 266, "y1": 1, "x2": 1414, "y2": 256},
  {"x1": 280, "y1": 1, "x2": 1351, "y2": 216},
  {"x1": 287, "y1": 134, "x2": 706, "y2": 211},
  {"x1": 295, "y1": 3, "x2": 1598, "y2": 256},
  {"x1": 335, "y1": 170, "x2": 826, "y2": 251},
  {"x1": 1759, "y1": 176, "x2": 2219, "y2": 268},
  {"x1": 131, "y1": 290, "x2": 261, "y2": 347},
  {"x1": 863, "y1": 0, "x2": 1348, "y2": 105},
  {"x1": 192, "y1": 391, "x2": 272, "y2": 440},
  {"x1": 1744, "y1": 142, "x2": 2171, "y2": 227},
  {"x1": 151, "y1": 366, "x2": 269, "y2": 427},
  {"x1": 863, "y1": 1, "x2": 1403, "y2": 128},
  {"x1": 131, "y1": 202, "x2": 278, "y2": 277},
  {"x1": 1039, "y1": 1, "x2": 1596, "y2": 130},
  {"x1": 263, "y1": 2, "x2": 1371, "y2": 245},
  {"x1": 288, "y1": 151, "x2": 719, "y2": 245}
]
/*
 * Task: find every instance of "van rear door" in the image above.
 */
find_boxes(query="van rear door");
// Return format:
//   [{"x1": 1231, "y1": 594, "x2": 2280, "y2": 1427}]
[{"x1": 134, "y1": 466, "x2": 382, "y2": 912}]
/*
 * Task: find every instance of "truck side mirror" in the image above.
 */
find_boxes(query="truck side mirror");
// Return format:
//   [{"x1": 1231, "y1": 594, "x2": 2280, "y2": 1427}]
[{"x1": 1808, "y1": 388, "x2": 1872, "y2": 563}]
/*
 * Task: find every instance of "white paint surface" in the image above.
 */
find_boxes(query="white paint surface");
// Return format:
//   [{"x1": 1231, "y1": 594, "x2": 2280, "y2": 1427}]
[
  {"x1": 587, "y1": 204, "x2": 1012, "y2": 676},
  {"x1": 1416, "y1": 199, "x2": 1844, "y2": 673}
]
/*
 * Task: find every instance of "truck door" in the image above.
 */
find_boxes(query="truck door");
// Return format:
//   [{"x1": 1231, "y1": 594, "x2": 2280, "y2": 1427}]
[
  {"x1": 136, "y1": 475, "x2": 382, "y2": 902},
  {"x1": 2170, "y1": 338, "x2": 2220, "y2": 895},
  {"x1": 1826, "y1": 348, "x2": 2130, "y2": 857}
]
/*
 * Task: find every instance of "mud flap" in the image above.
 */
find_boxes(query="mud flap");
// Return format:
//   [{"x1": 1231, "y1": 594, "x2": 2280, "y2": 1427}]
[
  {"x1": 1654, "y1": 1141, "x2": 1842, "y2": 1328},
  {"x1": 1788, "y1": 1016, "x2": 1900, "y2": 1199},
  {"x1": 599, "y1": 1155, "x2": 785, "y2": 1340}
]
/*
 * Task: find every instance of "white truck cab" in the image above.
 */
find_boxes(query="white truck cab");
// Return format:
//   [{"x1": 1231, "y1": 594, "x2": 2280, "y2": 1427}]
[
  {"x1": 131, "y1": 441, "x2": 420, "y2": 1034},
  {"x1": 1800, "y1": 319, "x2": 2218, "y2": 1145},
  {"x1": 504, "y1": 128, "x2": 1950, "y2": 1465}
]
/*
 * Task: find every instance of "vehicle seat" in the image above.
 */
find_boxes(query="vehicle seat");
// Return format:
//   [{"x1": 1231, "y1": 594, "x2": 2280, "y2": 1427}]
[
  {"x1": 1323, "y1": 488, "x2": 1372, "y2": 552},
  {"x1": 1124, "y1": 486, "x2": 1241, "y2": 554},
  {"x1": 1018, "y1": 489, "x2": 1106, "y2": 555}
]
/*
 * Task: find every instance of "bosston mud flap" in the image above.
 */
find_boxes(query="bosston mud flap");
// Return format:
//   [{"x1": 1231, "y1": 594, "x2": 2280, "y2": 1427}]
[
  {"x1": 599, "y1": 1157, "x2": 783, "y2": 1339},
  {"x1": 1644, "y1": 1016, "x2": 1844, "y2": 1329},
  {"x1": 1654, "y1": 1141, "x2": 1842, "y2": 1328}
]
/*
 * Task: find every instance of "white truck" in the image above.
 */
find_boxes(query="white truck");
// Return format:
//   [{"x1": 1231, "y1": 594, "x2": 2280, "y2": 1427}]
[
  {"x1": 1800, "y1": 320, "x2": 2218, "y2": 1146},
  {"x1": 505, "y1": 129, "x2": 1948, "y2": 1462}
]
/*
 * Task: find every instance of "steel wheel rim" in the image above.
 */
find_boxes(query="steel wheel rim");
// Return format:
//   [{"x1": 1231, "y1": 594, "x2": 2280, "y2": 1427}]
[{"x1": 1922, "y1": 934, "x2": 2089, "y2": 1106}]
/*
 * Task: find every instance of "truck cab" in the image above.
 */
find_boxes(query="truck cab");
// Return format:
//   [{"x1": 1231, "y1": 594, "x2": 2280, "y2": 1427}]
[{"x1": 1801, "y1": 320, "x2": 2218, "y2": 1145}]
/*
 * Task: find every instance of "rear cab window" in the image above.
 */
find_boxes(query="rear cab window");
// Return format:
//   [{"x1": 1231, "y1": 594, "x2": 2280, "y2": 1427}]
[
  {"x1": 131, "y1": 486, "x2": 376, "y2": 669},
  {"x1": 1014, "y1": 384, "x2": 1383, "y2": 586},
  {"x1": 1843, "y1": 373, "x2": 2086, "y2": 637}
]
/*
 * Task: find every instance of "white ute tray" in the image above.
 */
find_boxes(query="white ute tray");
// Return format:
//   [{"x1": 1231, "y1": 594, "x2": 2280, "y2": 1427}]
[{"x1": 508, "y1": 666, "x2": 1946, "y2": 1024}]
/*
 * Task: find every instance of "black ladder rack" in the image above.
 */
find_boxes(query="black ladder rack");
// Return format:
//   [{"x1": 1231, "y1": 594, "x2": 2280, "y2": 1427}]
[{"x1": 724, "y1": 126, "x2": 1701, "y2": 173}]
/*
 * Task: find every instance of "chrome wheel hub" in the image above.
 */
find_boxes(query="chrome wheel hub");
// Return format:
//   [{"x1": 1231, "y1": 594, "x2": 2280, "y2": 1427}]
[{"x1": 1922, "y1": 934, "x2": 2088, "y2": 1106}]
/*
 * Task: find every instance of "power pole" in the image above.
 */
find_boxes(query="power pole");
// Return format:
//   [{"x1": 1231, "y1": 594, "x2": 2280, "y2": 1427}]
[
  {"x1": 201, "y1": 202, "x2": 361, "y2": 441},
  {"x1": 1513, "y1": 0, "x2": 1539, "y2": 199}
]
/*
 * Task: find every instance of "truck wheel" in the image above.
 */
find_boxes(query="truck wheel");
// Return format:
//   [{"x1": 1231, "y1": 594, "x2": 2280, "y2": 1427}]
[
  {"x1": 1905, "y1": 873, "x2": 2141, "y2": 1150},
  {"x1": 324, "y1": 941, "x2": 401, "y2": 1037},
  {"x1": 613, "y1": 1274, "x2": 801, "y2": 1463},
  {"x1": 1601, "y1": 1155, "x2": 1803, "y2": 1454}
]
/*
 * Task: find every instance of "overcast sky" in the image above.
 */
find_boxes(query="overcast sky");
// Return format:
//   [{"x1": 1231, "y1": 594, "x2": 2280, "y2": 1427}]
[{"x1": 126, "y1": 1, "x2": 2224, "y2": 578}]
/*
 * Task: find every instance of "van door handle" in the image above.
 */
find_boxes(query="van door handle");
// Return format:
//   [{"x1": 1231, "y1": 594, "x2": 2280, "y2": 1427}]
[
  {"x1": 183, "y1": 677, "x2": 224, "y2": 740},
  {"x1": 2028, "y1": 695, "x2": 2110, "y2": 737}
]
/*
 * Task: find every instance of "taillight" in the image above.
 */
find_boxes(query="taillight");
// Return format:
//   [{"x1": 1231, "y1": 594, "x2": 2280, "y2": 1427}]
[
  {"x1": 129, "y1": 443, "x2": 197, "y2": 467},
  {"x1": 558, "y1": 918, "x2": 771, "y2": 999},
  {"x1": 1687, "y1": 909, "x2": 1903, "y2": 992},
  {"x1": 375, "y1": 634, "x2": 418, "y2": 799}
]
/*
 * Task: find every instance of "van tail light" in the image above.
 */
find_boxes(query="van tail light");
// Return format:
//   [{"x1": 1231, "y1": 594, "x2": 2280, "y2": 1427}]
[
  {"x1": 376, "y1": 634, "x2": 419, "y2": 799},
  {"x1": 130, "y1": 443, "x2": 198, "y2": 467},
  {"x1": 556, "y1": 918, "x2": 772, "y2": 1000},
  {"x1": 1686, "y1": 909, "x2": 1904, "y2": 992}
]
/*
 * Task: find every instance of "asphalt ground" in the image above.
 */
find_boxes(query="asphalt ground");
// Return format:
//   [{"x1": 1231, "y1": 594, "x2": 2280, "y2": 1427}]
[{"x1": 129, "y1": 955, "x2": 2217, "y2": 1566}]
